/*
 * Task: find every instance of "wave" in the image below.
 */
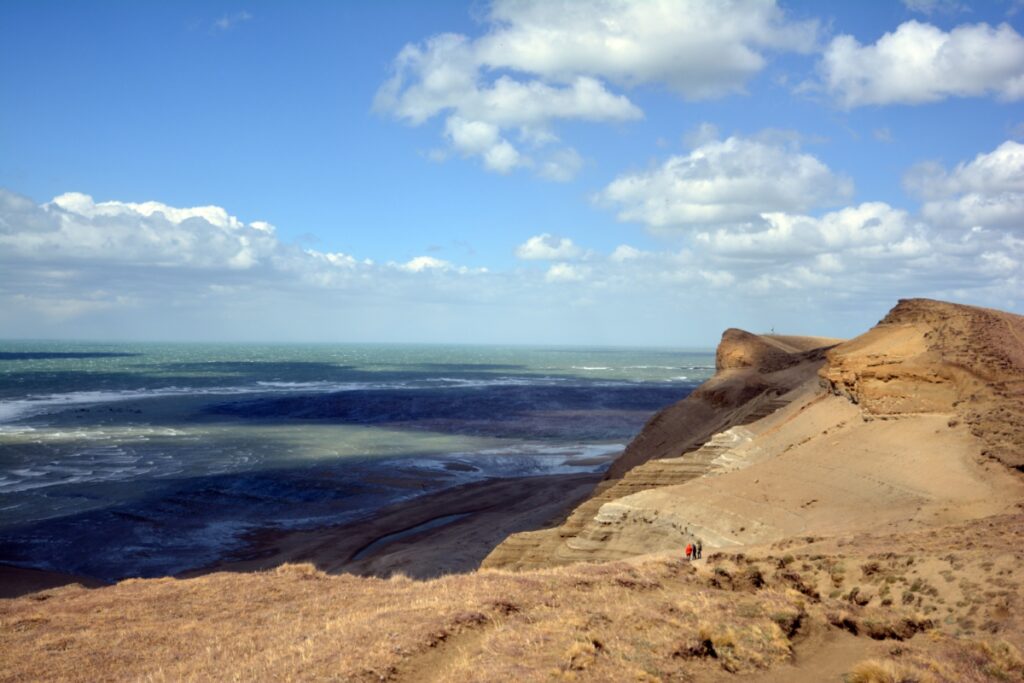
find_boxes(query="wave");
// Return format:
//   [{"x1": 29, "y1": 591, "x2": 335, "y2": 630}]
[
  {"x1": 401, "y1": 442, "x2": 625, "y2": 480},
  {"x1": 0, "y1": 386, "x2": 261, "y2": 425},
  {"x1": 0, "y1": 372, "x2": 697, "y2": 427},
  {"x1": 0, "y1": 377, "x2": 543, "y2": 425}
]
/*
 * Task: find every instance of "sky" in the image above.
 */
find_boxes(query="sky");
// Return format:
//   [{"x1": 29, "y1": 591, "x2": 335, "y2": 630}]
[{"x1": 1, "y1": 0, "x2": 1023, "y2": 346}]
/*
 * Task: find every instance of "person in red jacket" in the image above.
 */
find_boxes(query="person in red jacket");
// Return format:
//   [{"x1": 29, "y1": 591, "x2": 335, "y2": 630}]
[{"x1": 685, "y1": 542, "x2": 693, "y2": 560}]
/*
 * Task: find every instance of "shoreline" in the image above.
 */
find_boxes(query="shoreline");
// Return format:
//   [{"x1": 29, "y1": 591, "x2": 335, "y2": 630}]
[
  {"x1": 0, "y1": 470, "x2": 603, "y2": 599},
  {"x1": 185, "y1": 472, "x2": 602, "y2": 580},
  {"x1": 0, "y1": 564, "x2": 108, "y2": 599}
]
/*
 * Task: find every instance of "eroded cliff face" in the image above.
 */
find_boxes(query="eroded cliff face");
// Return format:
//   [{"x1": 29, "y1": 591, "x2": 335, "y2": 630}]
[
  {"x1": 482, "y1": 329, "x2": 841, "y2": 571},
  {"x1": 822, "y1": 298, "x2": 1024, "y2": 469},
  {"x1": 483, "y1": 299, "x2": 1024, "y2": 572},
  {"x1": 604, "y1": 328, "x2": 839, "y2": 480}
]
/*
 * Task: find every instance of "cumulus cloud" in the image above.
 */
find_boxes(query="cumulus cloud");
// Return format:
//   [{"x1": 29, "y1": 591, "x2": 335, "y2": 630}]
[
  {"x1": 906, "y1": 140, "x2": 1024, "y2": 198},
  {"x1": 695, "y1": 202, "x2": 930, "y2": 259},
  {"x1": 820, "y1": 21, "x2": 1024, "y2": 107},
  {"x1": 476, "y1": 0, "x2": 818, "y2": 97},
  {"x1": 375, "y1": 0, "x2": 817, "y2": 178},
  {"x1": 584, "y1": 139, "x2": 1024, "y2": 312},
  {"x1": 398, "y1": 255, "x2": 463, "y2": 273},
  {"x1": 516, "y1": 234, "x2": 583, "y2": 260},
  {"x1": 905, "y1": 140, "x2": 1024, "y2": 231},
  {"x1": 0, "y1": 190, "x2": 497, "y2": 296},
  {"x1": 597, "y1": 133, "x2": 853, "y2": 232},
  {"x1": 2, "y1": 149, "x2": 1022, "y2": 344},
  {"x1": 444, "y1": 117, "x2": 525, "y2": 173},
  {"x1": 0, "y1": 192, "x2": 282, "y2": 270}
]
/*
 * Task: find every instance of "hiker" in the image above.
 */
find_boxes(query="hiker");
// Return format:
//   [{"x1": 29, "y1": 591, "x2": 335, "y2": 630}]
[
  {"x1": 684, "y1": 542, "x2": 693, "y2": 561},
  {"x1": 695, "y1": 539, "x2": 703, "y2": 559}
]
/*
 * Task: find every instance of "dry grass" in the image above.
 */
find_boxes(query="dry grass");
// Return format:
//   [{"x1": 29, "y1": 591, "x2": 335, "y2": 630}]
[
  {"x1": 846, "y1": 658, "x2": 931, "y2": 683},
  {"x1": 844, "y1": 636, "x2": 1024, "y2": 683},
  {"x1": 0, "y1": 557, "x2": 802, "y2": 682},
  {"x1": 3, "y1": 513, "x2": 1023, "y2": 682}
]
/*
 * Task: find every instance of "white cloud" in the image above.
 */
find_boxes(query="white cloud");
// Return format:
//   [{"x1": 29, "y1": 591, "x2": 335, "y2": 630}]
[
  {"x1": 820, "y1": 21, "x2": 1024, "y2": 107},
  {"x1": 922, "y1": 192, "x2": 1024, "y2": 232},
  {"x1": 906, "y1": 140, "x2": 1024, "y2": 197},
  {"x1": 582, "y1": 139, "x2": 1024, "y2": 313},
  {"x1": 597, "y1": 133, "x2": 853, "y2": 231},
  {"x1": 609, "y1": 244, "x2": 643, "y2": 262},
  {"x1": 0, "y1": 190, "x2": 495, "y2": 295},
  {"x1": 444, "y1": 117, "x2": 525, "y2": 173},
  {"x1": 0, "y1": 192, "x2": 281, "y2": 270},
  {"x1": 695, "y1": 202, "x2": 928, "y2": 258},
  {"x1": 2, "y1": 157, "x2": 1022, "y2": 344},
  {"x1": 906, "y1": 140, "x2": 1024, "y2": 230},
  {"x1": 545, "y1": 262, "x2": 588, "y2": 282},
  {"x1": 476, "y1": 0, "x2": 818, "y2": 98},
  {"x1": 398, "y1": 255, "x2": 453, "y2": 272},
  {"x1": 376, "y1": 0, "x2": 817, "y2": 178},
  {"x1": 515, "y1": 233, "x2": 582, "y2": 260}
]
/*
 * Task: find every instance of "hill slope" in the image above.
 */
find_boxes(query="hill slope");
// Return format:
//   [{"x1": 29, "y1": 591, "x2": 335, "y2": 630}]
[{"x1": 484, "y1": 299, "x2": 1024, "y2": 569}]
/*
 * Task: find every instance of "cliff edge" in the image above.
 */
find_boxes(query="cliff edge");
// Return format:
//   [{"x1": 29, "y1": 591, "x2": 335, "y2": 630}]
[
  {"x1": 483, "y1": 327, "x2": 842, "y2": 570},
  {"x1": 823, "y1": 297, "x2": 1024, "y2": 469},
  {"x1": 484, "y1": 299, "x2": 1024, "y2": 571}
]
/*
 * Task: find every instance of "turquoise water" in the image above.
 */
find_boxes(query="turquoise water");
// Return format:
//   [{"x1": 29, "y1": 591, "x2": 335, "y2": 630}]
[{"x1": 0, "y1": 341, "x2": 714, "y2": 579}]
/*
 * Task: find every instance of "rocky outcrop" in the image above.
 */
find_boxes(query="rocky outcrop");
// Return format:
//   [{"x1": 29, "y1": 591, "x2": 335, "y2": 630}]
[
  {"x1": 821, "y1": 298, "x2": 1024, "y2": 468},
  {"x1": 483, "y1": 330, "x2": 840, "y2": 571},
  {"x1": 485, "y1": 299, "x2": 1024, "y2": 572},
  {"x1": 605, "y1": 329, "x2": 840, "y2": 480}
]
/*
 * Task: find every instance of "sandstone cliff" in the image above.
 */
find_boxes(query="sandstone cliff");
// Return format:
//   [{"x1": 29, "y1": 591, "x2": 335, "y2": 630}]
[
  {"x1": 483, "y1": 299, "x2": 1024, "y2": 571},
  {"x1": 482, "y1": 328, "x2": 842, "y2": 569},
  {"x1": 823, "y1": 298, "x2": 1024, "y2": 469}
]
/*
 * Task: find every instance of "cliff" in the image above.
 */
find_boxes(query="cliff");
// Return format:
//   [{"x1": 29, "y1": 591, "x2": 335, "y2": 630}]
[
  {"x1": 484, "y1": 299, "x2": 1024, "y2": 571},
  {"x1": 823, "y1": 298, "x2": 1024, "y2": 469}
]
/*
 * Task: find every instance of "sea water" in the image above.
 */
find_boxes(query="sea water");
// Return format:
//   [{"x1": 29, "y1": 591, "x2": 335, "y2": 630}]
[{"x1": 0, "y1": 341, "x2": 714, "y2": 580}]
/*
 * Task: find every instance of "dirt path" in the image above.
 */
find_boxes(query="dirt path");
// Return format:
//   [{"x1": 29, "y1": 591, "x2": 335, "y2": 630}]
[{"x1": 737, "y1": 626, "x2": 884, "y2": 683}]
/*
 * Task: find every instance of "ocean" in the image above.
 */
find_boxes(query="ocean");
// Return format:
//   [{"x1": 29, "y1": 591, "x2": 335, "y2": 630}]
[{"x1": 0, "y1": 341, "x2": 714, "y2": 581}]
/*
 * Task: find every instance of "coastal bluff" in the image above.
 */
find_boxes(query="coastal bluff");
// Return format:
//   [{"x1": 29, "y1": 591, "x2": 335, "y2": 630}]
[
  {"x1": 483, "y1": 298, "x2": 1024, "y2": 570},
  {"x1": 5, "y1": 298, "x2": 1024, "y2": 682}
]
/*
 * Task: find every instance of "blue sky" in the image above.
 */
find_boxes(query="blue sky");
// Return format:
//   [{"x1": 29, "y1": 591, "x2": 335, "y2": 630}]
[{"x1": 2, "y1": 0, "x2": 1023, "y2": 345}]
